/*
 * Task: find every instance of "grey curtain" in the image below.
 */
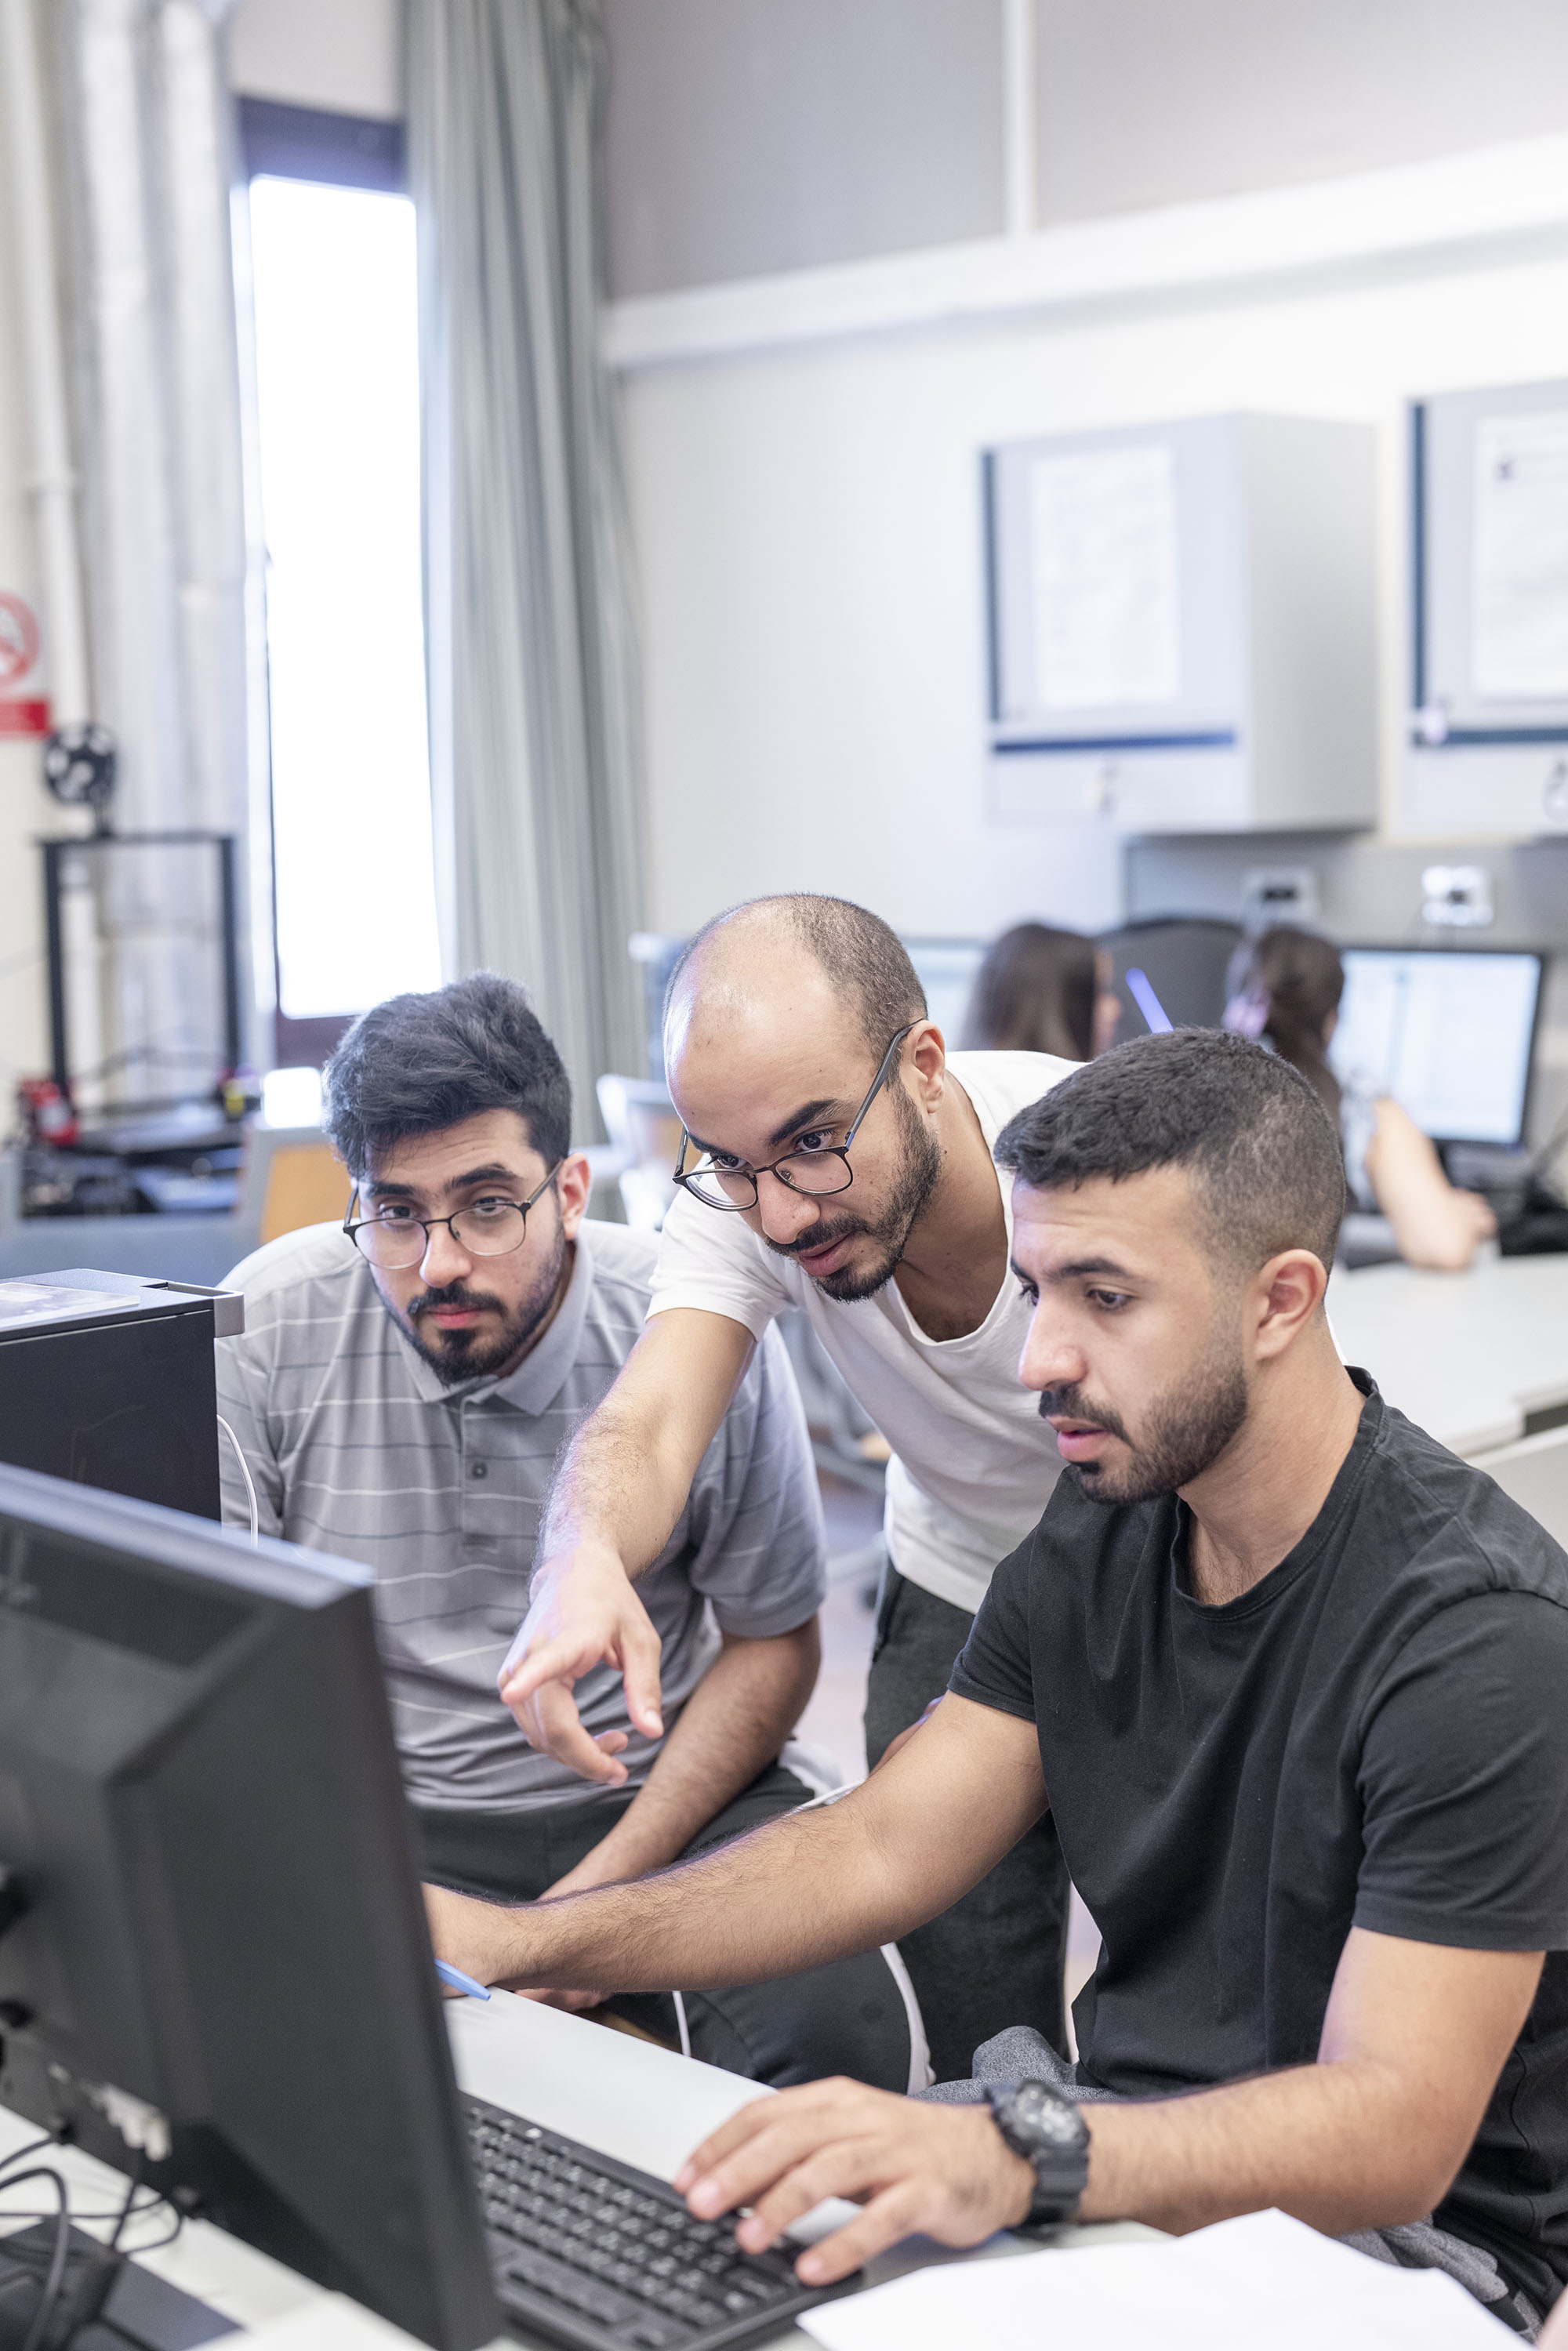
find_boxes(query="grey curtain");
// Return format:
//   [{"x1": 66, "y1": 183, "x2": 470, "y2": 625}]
[
  {"x1": 50, "y1": 0, "x2": 252, "y2": 1108},
  {"x1": 406, "y1": 0, "x2": 646, "y2": 1130}
]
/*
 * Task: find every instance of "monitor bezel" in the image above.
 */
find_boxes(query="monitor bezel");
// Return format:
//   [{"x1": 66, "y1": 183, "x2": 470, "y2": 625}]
[{"x1": 1333, "y1": 941, "x2": 1549, "y2": 1150}]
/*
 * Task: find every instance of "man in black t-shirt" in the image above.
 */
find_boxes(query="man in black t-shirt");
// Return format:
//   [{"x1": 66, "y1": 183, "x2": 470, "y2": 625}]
[{"x1": 426, "y1": 1031, "x2": 1568, "y2": 2331}]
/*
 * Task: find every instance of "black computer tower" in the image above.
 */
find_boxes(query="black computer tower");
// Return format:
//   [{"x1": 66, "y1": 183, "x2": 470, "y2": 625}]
[{"x1": 0, "y1": 1268, "x2": 242, "y2": 1520}]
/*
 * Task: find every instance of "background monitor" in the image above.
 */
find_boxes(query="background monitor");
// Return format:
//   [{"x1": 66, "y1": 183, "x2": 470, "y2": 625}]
[
  {"x1": 0, "y1": 1466, "x2": 499, "y2": 2351},
  {"x1": 1330, "y1": 945, "x2": 1545, "y2": 1147}
]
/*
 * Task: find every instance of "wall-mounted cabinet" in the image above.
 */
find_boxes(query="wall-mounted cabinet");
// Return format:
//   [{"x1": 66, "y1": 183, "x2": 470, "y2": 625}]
[
  {"x1": 1403, "y1": 379, "x2": 1568, "y2": 841},
  {"x1": 984, "y1": 413, "x2": 1377, "y2": 836}
]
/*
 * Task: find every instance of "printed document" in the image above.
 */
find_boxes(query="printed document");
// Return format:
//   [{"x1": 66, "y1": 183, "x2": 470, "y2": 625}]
[
  {"x1": 1472, "y1": 408, "x2": 1568, "y2": 702},
  {"x1": 800, "y1": 2208, "x2": 1513, "y2": 2351},
  {"x1": 1029, "y1": 443, "x2": 1180, "y2": 712}
]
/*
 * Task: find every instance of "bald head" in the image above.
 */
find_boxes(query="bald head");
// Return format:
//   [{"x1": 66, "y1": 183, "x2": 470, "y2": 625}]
[{"x1": 665, "y1": 895, "x2": 926, "y2": 1063}]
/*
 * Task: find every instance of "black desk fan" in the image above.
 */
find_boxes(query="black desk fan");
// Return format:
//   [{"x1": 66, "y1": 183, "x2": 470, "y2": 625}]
[{"x1": 42, "y1": 722, "x2": 118, "y2": 829}]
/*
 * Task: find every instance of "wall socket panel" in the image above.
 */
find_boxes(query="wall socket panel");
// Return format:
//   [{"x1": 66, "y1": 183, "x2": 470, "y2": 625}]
[{"x1": 1241, "y1": 868, "x2": 1320, "y2": 932}]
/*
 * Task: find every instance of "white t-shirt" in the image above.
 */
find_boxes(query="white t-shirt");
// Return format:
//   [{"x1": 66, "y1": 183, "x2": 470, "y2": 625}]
[{"x1": 648, "y1": 1050, "x2": 1076, "y2": 1615}]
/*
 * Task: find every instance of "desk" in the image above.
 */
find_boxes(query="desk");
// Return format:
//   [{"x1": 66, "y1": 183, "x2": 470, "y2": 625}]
[
  {"x1": 1328, "y1": 1248, "x2": 1568, "y2": 1458},
  {"x1": 2, "y1": 1994, "x2": 1157, "y2": 2351}
]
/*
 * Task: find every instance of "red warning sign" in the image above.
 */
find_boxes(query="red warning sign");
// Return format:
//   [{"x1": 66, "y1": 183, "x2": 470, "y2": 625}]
[{"x1": 0, "y1": 590, "x2": 49, "y2": 738}]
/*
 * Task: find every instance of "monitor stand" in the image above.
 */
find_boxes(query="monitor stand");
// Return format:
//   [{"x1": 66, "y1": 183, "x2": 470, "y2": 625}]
[{"x1": 0, "y1": 2222, "x2": 237, "y2": 2351}]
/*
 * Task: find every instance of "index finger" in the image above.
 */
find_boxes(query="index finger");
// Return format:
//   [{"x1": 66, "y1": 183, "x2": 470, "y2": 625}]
[
  {"x1": 499, "y1": 1628, "x2": 602, "y2": 1711},
  {"x1": 525, "y1": 1678, "x2": 631, "y2": 1785},
  {"x1": 673, "y1": 2092, "x2": 783, "y2": 2196}
]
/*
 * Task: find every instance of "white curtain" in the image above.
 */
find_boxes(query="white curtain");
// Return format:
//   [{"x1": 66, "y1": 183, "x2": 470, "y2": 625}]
[
  {"x1": 51, "y1": 0, "x2": 251, "y2": 1105},
  {"x1": 406, "y1": 0, "x2": 647, "y2": 1128}
]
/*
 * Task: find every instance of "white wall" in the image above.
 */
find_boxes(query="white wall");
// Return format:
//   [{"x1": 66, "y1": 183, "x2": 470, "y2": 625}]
[
  {"x1": 1036, "y1": 0, "x2": 1568, "y2": 224},
  {"x1": 603, "y1": 0, "x2": 1568, "y2": 295},
  {"x1": 227, "y1": 0, "x2": 401, "y2": 116},
  {"x1": 618, "y1": 203, "x2": 1568, "y2": 942}
]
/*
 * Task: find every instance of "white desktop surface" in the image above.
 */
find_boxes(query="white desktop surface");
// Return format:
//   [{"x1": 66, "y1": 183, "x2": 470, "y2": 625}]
[
  {"x1": 1, "y1": 1991, "x2": 1158, "y2": 2351},
  {"x1": 1328, "y1": 1247, "x2": 1568, "y2": 1457}
]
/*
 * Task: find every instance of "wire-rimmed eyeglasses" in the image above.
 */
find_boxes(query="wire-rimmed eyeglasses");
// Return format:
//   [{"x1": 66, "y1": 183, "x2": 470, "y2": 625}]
[
  {"x1": 671, "y1": 1025, "x2": 916, "y2": 1212},
  {"x1": 343, "y1": 1163, "x2": 562, "y2": 1268}
]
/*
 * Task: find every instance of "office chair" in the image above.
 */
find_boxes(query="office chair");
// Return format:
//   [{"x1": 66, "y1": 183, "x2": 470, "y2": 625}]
[{"x1": 1098, "y1": 916, "x2": 1245, "y2": 1036}]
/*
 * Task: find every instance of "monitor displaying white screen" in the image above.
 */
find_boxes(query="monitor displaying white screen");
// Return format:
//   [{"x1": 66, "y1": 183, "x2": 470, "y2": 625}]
[{"x1": 1329, "y1": 948, "x2": 1544, "y2": 1145}]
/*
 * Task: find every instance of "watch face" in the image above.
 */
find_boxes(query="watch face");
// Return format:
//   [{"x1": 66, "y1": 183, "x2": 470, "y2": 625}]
[{"x1": 1014, "y1": 2083, "x2": 1085, "y2": 2146}]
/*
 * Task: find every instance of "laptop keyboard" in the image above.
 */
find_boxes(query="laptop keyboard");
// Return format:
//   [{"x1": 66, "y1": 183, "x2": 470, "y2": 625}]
[{"x1": 464, "y1": 2094, "x2": 857, "y2": 2351}]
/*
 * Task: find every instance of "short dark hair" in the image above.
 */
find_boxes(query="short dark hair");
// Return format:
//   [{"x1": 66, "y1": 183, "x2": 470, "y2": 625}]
[
  {"x1": 994, "y1": 1029, "x2": 1347, "y2": 1275},
  {"x1": 666, "y1": 894, "x2": 927, "y2": 1057},
  {"x1": 323, "y1": 974, "x2": 572, "y2": 1180}
]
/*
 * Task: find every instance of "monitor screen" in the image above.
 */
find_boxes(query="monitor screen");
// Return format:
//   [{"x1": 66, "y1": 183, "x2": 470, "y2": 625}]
[{"x1": 1329, "y1": 948, "x2": 1544, "y2": 1146}]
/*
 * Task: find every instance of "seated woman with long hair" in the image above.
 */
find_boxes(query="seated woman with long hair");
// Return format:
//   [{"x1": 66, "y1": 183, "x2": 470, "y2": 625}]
[
  {"x1": 962, "y1": 923, "x2": 1121, "y2": 1062},
  {"x1": 1225, "y1": 925, "x2": 1496, "y2": 1272}
]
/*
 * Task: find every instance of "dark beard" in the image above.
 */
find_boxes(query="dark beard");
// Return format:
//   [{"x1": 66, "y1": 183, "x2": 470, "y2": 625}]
[
  {"x1": 1039, "y1": 1343, "x2": 1248, "y2": 1504},
  {"x1": 763, "y1": 1082, "x2": 942, "y2": 1303},
  {"x1": 395, "y1": 1226, "x2": 568, "y2": 1387}
]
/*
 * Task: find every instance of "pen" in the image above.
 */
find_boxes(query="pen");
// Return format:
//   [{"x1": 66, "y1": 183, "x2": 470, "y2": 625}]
[{"x1": 435, "y1": 1957, "x2": 492, "y2": 2001}]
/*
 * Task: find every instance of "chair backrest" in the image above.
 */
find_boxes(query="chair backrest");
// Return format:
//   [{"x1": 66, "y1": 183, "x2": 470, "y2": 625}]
[
  {"x1": 1471, "y1": 1425, "x2": 1568, "y2": 1549},
  {"x1": 596, "y1": 1076, "x2": 684, "y2": 1231},
  {"x1": 240, "y1": 1125, "x2": 354, "y2": 1246},
  {"x1": 1098, "y1": 916, "x2": 1245, "y2": 1036}
]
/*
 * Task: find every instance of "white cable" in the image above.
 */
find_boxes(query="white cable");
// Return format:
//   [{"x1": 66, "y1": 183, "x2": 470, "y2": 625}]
[
  {"x1": 671, "y1": 1990, "x2": 692, "y2": 2062},
  {"x1": 216, "y1": 1415, "x2": 260, "y2": 1544}
]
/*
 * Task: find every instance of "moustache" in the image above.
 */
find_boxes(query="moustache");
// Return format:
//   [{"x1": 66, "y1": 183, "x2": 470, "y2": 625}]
[
  {"x1": 1036, "y1": 1385, "x2": 1131, "y2": 1446},
  {"x1": 408, "y1": 1283, "x2": 503, "y2": 1322},
  {"x1": 770, "y1": 1212, "x2": 868, "y2": 1260}
]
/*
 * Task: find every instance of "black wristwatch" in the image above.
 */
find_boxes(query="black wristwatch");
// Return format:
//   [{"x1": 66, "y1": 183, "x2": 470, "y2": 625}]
[{"x1": 984, "y1": 2077, "x2": 1091, "y2": 2236}]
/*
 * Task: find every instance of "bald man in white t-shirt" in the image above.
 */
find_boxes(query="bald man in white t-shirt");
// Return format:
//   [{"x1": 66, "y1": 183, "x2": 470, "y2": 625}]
[{"x1": 499, "y1": 894, "x2": 1076, "y2": 2079}]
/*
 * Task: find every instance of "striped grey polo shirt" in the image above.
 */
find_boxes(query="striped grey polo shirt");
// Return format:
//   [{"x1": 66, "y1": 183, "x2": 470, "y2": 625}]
[{"x1": 216, "y1": 1218, "x2": 826, "y2": 1814}]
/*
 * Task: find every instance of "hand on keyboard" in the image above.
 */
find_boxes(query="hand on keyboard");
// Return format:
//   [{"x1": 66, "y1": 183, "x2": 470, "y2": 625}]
[{"x1": 674, "y1": 2077, "x2": 1037, "y2": 2286}]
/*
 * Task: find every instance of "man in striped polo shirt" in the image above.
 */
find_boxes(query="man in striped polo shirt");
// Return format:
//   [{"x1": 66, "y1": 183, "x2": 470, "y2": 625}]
[{"x1": 215, "y1": 973, "x2": 916, "y2": 2092}]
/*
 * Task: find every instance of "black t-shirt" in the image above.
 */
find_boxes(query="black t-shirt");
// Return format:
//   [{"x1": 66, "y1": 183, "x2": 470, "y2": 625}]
[{"x1": 951, "y1": 1374, "x2": 1568, "y2": 2310}]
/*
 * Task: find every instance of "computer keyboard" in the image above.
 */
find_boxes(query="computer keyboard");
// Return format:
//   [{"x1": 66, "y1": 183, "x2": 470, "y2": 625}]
[{"x1": 464, "y1": 2094, "x2": 859, "y2": 2351}]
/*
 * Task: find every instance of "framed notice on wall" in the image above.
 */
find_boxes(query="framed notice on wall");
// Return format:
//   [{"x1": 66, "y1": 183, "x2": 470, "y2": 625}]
[{"x1": 1404, "y1": 377, "x2": 1568, "y2": 840}]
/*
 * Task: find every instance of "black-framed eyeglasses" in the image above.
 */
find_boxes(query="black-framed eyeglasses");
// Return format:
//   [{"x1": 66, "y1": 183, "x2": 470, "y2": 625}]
[
  {"x1": 343, "y1": 1163, "x2": 562, "y2": 1268},
  {"x1": 671, "y1": 1025, "x2": 916, "y2": 1213}
]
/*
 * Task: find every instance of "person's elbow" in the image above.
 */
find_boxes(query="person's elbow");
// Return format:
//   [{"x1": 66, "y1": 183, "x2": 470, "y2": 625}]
[
  {"x1": 1339, "y1": 2066, "x2": 1482, "y2": 2229},
  {"x1": 1399, "y1": 1229, "x2": 1480, "y2": 1273}
]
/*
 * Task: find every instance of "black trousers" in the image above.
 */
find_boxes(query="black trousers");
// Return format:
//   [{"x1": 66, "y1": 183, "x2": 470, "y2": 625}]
[
  {"x1": 414, "y1": 1762, "x2": 913, "y2": 2095},
  {"x1": 865, "y1": 1563, "x2": 1071, "y2": 2083}
]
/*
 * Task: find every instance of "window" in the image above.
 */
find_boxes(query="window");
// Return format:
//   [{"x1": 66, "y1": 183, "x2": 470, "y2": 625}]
[{"x1": 239, "y1": 100, "x2": 441, "y2": 1066}]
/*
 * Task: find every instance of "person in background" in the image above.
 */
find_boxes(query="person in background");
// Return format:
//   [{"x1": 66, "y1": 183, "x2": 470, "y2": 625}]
[
  {"x1": 962, "y1": 923, "x2": 1121, "y2": 1063},
  {"x1": 215, "y1": 974, "x2": 916, "y2": 2092},
  {"x1": 1225, "y1": 925, "x2": 1496, "y2": 1272}
]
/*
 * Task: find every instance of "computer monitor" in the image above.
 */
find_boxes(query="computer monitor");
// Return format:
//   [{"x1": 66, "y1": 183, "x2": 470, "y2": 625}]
[
  {"x1": 0, "y1": 1465, "x2": 499, "y2": 2351},
  {"x1": 1329, "y1": 946, "x2": 1546, "y2": 1148}
]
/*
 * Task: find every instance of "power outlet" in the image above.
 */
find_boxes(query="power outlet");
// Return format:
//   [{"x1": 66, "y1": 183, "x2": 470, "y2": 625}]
[
  {"x1": 1421, "y1": 866, "x2": 1494, "y2": 928},
  {"x1": 1241, "y1": 868, "x2": 1319, "y2": 933}
]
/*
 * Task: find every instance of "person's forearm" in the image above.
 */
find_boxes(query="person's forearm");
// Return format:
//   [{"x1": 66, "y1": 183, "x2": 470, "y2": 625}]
[
  {"x1": 548, "y1": 1622, "x2": 821, "y2": 1892},
  {"x1": 1080, "y1": 2059, "x2": 1456, "y2": 2237},
  {"x1": 539, "y1": 1390, "x2": 695, "y2": 1583},
  {"x1": 429, "y1": 1714, "x2": 1036, "y2": 1994},
  {"x1": 535, "y1": 1312, "x2": 754, "y2": 1584},
  {"x1": 479, "y1": 1800, "x2": 906, "y2": 1992}
]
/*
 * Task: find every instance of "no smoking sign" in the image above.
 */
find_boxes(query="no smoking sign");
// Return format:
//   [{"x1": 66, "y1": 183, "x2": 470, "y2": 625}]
[{"x1": 0, "y1": 590, "x2": 49, "y2": 738}]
